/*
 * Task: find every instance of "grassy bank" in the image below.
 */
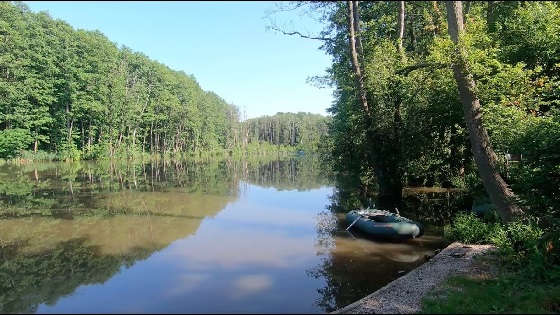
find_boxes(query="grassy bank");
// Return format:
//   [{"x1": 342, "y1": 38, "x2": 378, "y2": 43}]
[
  {"x1": 0, "y1": 142, "x2": 300, "y2": 164},
  {"x1": 422, "y1": 213, "x2": 560, "y2": 314}
]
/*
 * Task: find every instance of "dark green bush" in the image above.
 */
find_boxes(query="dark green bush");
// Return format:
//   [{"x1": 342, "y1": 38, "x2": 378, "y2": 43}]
[
  {"x1": 490, "y1": 219, "x2": 543, "y2": 265},
  {"x1": 444, "y1": 212, "x2": 557, "y2": 275},
  {"x1": 0, "y1": 129, "x2": 33, "y2": 159},
  {"x1": 444, "y1": 212, "x2": 500, "y2": 244}
]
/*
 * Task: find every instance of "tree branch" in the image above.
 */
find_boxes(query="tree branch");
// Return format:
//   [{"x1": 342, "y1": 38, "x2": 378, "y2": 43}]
[{"x1": 269, "y1": 26, "x2": 334, "y2": 42}]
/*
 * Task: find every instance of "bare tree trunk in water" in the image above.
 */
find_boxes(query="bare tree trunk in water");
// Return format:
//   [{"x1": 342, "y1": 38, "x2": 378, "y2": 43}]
[{"x1": 446, "y1": 1, "x2": 524, "y2": 222}]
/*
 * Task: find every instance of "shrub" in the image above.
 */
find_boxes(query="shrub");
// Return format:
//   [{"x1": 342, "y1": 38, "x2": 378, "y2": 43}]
[
  {"x1": 58, "y1": 141, "x2": 82, "y2": 161},
  {"x1": 444, "y1": 212, "x2": 500, "y2": 244},
  {"x1": 445, "y1": 212, "x2": 555, "y2": 276},
  {"x1": 490, "y1": 219, "x2": 543, "y2": 265},
  {"x1": 0, "y1": 129, "x2": 33, "y2": 159},
  {"x1": 19, "y1": 150, "x2": 57, "y2": 161}
]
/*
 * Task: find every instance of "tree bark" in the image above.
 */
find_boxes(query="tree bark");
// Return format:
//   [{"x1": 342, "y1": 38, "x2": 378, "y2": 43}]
[
  {"x1": 398, "y1": 1, "x2": 406, "y2": 62},
  {"x1": 446, "y1": 1, "x2": 524, "y2": 222},
  {"x1": 347, "y1": 0, "x2": 403, "y2": 209},
  {"x1": 352, "y1": 1, "x2": 364, "y2": 59},
  {"x1": 347, "y1": 1, "x2": 369, "y2": 115}
]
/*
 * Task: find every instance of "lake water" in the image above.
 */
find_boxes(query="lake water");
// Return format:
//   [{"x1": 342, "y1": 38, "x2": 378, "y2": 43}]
[{"x1": 0, "y1": 157, "x2": 445, "y2": 313}]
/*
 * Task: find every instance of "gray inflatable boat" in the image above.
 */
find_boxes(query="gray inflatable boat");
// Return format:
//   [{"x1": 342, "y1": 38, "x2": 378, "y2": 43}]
[{"x1": 345, "y1": 209, "x2": 424, "y2": 240}]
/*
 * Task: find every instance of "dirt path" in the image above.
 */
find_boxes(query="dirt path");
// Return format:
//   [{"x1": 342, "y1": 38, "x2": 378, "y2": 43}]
[{"x1": 332, "y1": 242, "x2": 496, "y2": 314}]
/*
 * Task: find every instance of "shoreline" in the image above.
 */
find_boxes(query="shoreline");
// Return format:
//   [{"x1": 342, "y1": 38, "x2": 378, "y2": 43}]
[{"x1": 332, "y1": 242, "x2": 496, "y2": 314}]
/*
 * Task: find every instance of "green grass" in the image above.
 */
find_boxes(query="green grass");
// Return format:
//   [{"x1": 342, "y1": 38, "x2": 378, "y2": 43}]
[
  {"x1": 422, "y1": 270, "x2": 560, "y2": 314},
  {"x1": 4, "y1": 143, "x2": 299, "y2": 163},
  {"x1": 423, "y1": 212, "x2": 560, "y2": 314}
]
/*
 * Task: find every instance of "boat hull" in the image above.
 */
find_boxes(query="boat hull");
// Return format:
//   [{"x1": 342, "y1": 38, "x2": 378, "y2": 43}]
[{"x1": 345, "y1": 210, "x2": 423, "y2": 240}]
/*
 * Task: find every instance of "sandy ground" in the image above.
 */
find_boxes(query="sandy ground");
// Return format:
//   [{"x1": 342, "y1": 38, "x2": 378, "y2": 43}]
[{"x1": 332, "y1": 242, "x2": 496, "y2": 314}]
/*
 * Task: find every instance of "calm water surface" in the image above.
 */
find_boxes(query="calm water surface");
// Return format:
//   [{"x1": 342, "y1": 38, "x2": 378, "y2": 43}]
[{"x1": 0, "y1": 157, "x2": 445, "y2": 313}]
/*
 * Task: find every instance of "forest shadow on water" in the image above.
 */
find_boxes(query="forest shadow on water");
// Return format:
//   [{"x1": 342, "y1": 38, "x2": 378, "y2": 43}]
[{"x1": 0, "y1": 156, "x2": 466, "y2": 313}]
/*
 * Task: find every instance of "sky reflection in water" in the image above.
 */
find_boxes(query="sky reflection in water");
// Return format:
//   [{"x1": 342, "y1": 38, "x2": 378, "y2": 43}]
[{"x1": 0, "y1": 159, "x2": 444, "y2": 313}]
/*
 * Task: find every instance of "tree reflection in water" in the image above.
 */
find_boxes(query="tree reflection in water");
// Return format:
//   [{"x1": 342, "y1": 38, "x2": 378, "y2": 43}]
[
  {"x1": 0, "y1": 155, "x2": 331, "y2": 313},
  {"x1": 309, "y1": 169, "x2": 470, "y2": 312},
  {"x1": 0, "y1": 238, "x2": 153, "y2": 314},
  {"x1": 0, "y1": 156, "x2": 467, "y2": 313}
]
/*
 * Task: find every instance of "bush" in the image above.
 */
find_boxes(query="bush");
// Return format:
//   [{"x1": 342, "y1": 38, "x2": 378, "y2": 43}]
[
  {"x1": 490, "y1": 219, "x2": 543, "y2": 265},
  {"x1": 540, "y1": 226, "x2": 560, "y2": 267},
  {"x1": 444, "y1": 212, "x2": 500, "y2": 244},
  {"x1": 445, "y1": 212, "x2": 555, "y2": 273},
  {"x1": 19, "y1": 150, "x2": 57, "y2": 161},
  {"x1": 82, "y1": 143, "x2": 109, "y2": 160},
  {"x1": 0, "y1": 129, "x2": 33, "y2": 159},
  {"x1": 58, "y1": 141, "x2": 81, "y2": 161}
]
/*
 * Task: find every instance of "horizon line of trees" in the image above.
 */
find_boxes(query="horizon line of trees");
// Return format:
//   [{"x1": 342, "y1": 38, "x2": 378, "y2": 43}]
[
  {"x1": 244, "y1": 112, "x2": 330, "y2": 152},
  {"x1": 0, "y1": 2, "x2": 330, "y2": 160}
]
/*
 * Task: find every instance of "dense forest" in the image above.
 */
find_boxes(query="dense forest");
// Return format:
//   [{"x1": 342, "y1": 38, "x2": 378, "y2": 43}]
[
  {"x1": 298, "y1": 2, "x2": 560, "y2": 309},
  {"x1": 302, "y1": 1, "x2": 560, "y2": 221},
  {"x1": 0, "y1": 2, "x2": 239, "y2": 159},
  {"x1": 1, "y1": 1, "x2": 559, "y2": 312},
  {"x1": 244, "y1": 112, "x2": 329, "y2": 151},
  {"x1": 0, "y1": 2, "x2": 329, "y2": 160}
]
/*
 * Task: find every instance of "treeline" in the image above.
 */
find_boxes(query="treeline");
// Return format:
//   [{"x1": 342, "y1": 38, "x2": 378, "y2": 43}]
[
  {"x1": 311, "y1": 1, "x2": 560, "y2": 218},
  {"x1": 0, "y1": 2, "x2": 332, "y2": 160},
  {"x1": 243, "y1": 112, "x2": 330, "y2": 151},
  {"x1": 0, "y1": 2, "x2": 241, "y2": 160}
]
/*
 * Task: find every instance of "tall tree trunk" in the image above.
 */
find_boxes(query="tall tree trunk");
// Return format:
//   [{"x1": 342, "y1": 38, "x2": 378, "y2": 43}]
[
  {"x1": 66, "y1": 101, "x2": 73, "y2": 148},
  {"x1": 81, "y1": 121, "x2": 85, "y2": 150},
  {"x1": 142, "y1": 135, "x2": 146, "y2": 155},
  {"x1": 68, "y1": 119, "x2": 73, "y2": 144},
  {"x1": 352, "y1": 1, "x2": 364, "y2": 59},
  {"x1": 348, "y1": 0, "x2": 402, "y2": 209},
  {"x1": 347, "y1": 1, "x2": 369, "y2": 114},
  {"x1": 88, "y1": 121, "x2": 92, "y2": 151},
  {"x1": 150, "y1": 122, "x2": 154, "y2": 154},
  {"x1": 446, "y1": 1, "x2": 524, "y2": 222},
  {"x1": 398, "y1": 1, "x2": 406, "y2": 62}
]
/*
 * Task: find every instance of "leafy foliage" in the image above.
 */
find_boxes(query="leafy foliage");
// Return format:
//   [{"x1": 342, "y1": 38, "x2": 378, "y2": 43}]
[
  {"x1": 314, "y1": 1, "x2": 560, "y2": 220},
  {"x1": 244, "y1": 112, "x2": 330, "y2": 152},
  {"x1": 0, "y1": 128, "x2": 32, "y2": 158},
  {"x1": 0, "y1": 2, "x2": 329, "y2": 160},
  {"x1": 444, "y1": 212, "x2": 500, "y2": 244},
  {"x1": 429, "y1": 210, "x2": 560, "y2": 314}
]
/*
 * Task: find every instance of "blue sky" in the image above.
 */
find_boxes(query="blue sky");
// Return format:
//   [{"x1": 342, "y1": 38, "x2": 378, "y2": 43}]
[{"x1": 24, "y1": 1, "x2": 334, "y2": 119}]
